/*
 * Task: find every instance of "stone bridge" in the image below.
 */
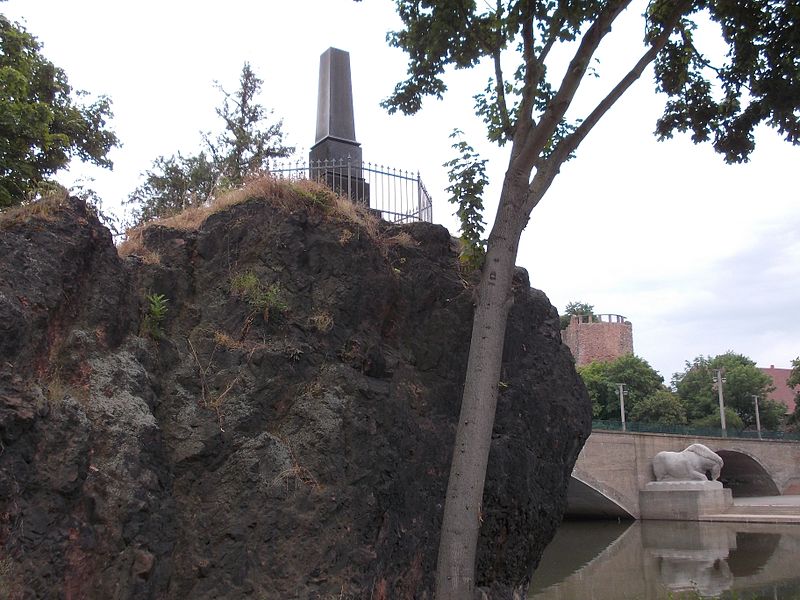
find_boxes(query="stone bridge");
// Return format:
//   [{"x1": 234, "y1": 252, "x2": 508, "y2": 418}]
[{"x1": 568, "y1": 430, "x2": 800, "y2": 519}]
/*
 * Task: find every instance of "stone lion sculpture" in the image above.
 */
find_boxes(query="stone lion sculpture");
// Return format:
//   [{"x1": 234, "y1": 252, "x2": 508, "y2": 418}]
[{"x1": 652, "y1": 443, "x2": 723, "y2": 482}]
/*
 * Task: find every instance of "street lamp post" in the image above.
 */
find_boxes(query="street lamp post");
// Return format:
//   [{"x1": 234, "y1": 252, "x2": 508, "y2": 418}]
[
  {"x1": 753, "y1": 394, "x2": 762, "y2": 440},
  {"x1": 713, "y1": 369, "x2": 727, "y2": 438},
  {"x1": 615, "y1": 383, "x2": 628, "y2": 432}
]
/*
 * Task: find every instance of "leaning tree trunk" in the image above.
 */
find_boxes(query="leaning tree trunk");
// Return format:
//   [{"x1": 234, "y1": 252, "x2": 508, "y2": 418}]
[
  {"x1": 435, "y1": 173, "x2": 530, "y2": 599},
  {"x1": 431, "y1": 5, "x2": 692, "y2": 594}
]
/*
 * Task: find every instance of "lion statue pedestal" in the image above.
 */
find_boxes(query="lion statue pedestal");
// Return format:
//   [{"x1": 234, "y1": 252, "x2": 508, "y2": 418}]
[{"x1": 639, "y1": 444, "x2": 733, "y2": 520}]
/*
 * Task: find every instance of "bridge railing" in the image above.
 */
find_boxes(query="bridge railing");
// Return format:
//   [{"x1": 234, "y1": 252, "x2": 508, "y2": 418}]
[{"x1": 592, "y1": 419, "x2": 800, "y2": 441}]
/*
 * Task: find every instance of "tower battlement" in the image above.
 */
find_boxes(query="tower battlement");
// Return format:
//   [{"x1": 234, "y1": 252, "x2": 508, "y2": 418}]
[{"x1": 561, "y1": 313, "x2": 633, "y2": 366}]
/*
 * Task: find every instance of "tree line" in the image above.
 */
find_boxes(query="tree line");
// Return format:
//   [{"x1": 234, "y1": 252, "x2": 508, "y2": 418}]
[
  {"x1": 0, "y1": 13, "x2": 290, "y2": 221},
  {"x1": 563, "y1": 303, "x2": 799, "y2": 431}
]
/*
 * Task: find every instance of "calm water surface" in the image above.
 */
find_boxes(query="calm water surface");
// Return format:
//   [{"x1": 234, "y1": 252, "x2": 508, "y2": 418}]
[{"x1": 529, "y1": 520, "x2": 800, "y2": 599}]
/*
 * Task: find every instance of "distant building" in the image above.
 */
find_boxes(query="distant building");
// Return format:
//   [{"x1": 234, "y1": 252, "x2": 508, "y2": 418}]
[
  {"x1": 561, "y1": 313, "x2": 633, "y2": 366},
  {"x1": 758, "y1": 365, "x2": 796, "y2": 414}
]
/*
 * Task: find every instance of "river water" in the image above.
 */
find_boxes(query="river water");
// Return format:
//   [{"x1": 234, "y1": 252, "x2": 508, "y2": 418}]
[{"x1": 529, "y1": 520, "x2": 800, "y2": 599}]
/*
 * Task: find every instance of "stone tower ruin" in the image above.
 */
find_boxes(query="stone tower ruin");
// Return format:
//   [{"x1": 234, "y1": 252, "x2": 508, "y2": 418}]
[{"x1": 561, "y1": 313, "x2": 633, "y2": 366}]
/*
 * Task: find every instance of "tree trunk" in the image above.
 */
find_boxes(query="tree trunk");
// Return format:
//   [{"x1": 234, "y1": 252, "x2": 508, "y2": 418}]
[
  {"x1": 435, "y1": 172, "x2": 529, "y2": 599},
  {"x1": 431, "y1": 5, "x2": 690, "y2": 593}
]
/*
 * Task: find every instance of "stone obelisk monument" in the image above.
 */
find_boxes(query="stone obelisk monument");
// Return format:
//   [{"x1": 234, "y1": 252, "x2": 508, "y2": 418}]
[{"x1": 309, "y1": 47, "x2": 369, "y2": 203}]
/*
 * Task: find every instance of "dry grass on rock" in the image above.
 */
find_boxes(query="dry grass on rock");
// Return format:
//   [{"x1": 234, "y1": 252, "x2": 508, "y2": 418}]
[
  {"x1": 0, "y1": 188, "x2": 70, "y2": 230},
  {"x1": 118, "y1": 176, "x2": 406, "y2": 258}
]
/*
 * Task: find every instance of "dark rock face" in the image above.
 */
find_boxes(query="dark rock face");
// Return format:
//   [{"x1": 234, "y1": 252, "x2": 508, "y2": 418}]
[{"x1": 0, "y1": 195, "x2": 591, "y2": 599}]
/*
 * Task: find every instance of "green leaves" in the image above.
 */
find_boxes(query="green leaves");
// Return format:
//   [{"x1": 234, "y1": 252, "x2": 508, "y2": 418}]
[
  {"x1": 578, "y1": 354, "x2": 665, "y2": 421},
  {"x1": 382, "y1": 1, "x2": 510, "y2": 116},
  {"x1": 789, "y1": 357, "x2": 800, "y2": 390},
  {"x1": 443, "y1": 130, "x2": 488, "y2": 269},
  {"x1": 127, "y1": 62, "x2": 292, "y2": 224},
  {"x1": 673, "y1": 352, "x2": 777, "y2": 428},
  {"x1": 384, "y1": 0, "x2": 798, "y2": 172},
  {"x1": 127, "y1": 152, "x2": 217, "y2": 222},
  {"x1": 786, "y1": 358, "x2": 800, "y2": 430},
  {"x1": 630, "y1": 390, "x2": 687, "y2": 425},
  {"x1": 473, "y1": 77, "x2": 517, "y2": 145},
  {"x1": 0, "y1": 15, "x2": 118, "y2": 208},
  {"x1": 564, "y1": 301, "x2": 594, "y2": 316},
  {"x1": 211, "y1": 62, "x2": 293, "y2": 185},
  {"x1": 142, "y1": 293, "x2": 169, "y2": 339},
  {"x1": 654, "y1": 0, "x2": 800, "y2": 163},
  {"x1": 230, "y1": 270, "x2": 288, "y2": 321},
  {"x1": 559, "y1": 300, "x2": 595, "y2": 329}
]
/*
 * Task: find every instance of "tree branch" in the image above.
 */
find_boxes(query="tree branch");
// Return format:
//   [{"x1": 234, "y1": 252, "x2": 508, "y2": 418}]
[
  {"x1": 531, "y1": 0, "x2": 565, "y2": 90},
  {"x1": 493, "y1": 49, "x2": 513, "y2": 138},
  {"x1": 515, "y1": 8, "x2": 563, "y2": 142},
  {"x1": 516, "y1": 0, "x2": 633, "y2": 169},
  {"x1": 493, "y1": 0, "x2": 513, "y2": 139},
  {"x1": 521, "y1": 0, "x2": 693, "y2": 216},
  {"x1": 514, "y1": 17, "x2": 537, "y2": 141},
  {"x1": 681, "y1": 27, "x2": 720, "y2": 74}
]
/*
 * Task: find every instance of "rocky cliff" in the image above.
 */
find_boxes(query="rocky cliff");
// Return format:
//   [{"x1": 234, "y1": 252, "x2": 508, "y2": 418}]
[{"x1": 0, "y1": 182, "x2": 591, "y2": 599}]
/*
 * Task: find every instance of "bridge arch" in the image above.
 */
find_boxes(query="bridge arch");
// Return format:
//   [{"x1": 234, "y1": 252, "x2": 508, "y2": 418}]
[
  {"x1": 566, "y1": 469, "x2": 636, "y2": 519},
  {"x1": 716, "y1": 449, "x2": 780, "y2": 497}
]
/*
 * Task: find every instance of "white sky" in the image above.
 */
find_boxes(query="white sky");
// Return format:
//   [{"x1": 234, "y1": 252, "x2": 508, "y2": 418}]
[{"x1": 5, "y1": 0, "x2": 799, "y2": 383}]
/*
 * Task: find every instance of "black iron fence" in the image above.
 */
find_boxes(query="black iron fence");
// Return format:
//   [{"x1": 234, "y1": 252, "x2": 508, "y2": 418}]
[{"x1": 269, "y1": 158, "x2": 433, "y2": 224}]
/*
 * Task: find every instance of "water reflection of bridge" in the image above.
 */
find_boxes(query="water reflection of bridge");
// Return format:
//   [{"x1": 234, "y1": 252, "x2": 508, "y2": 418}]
[
  {"x1": 569, "y1": 430, "x2": 800, "y2": 519},
  {"x1": 529, "y1": 521, "x2": 800, "y2": 599}
]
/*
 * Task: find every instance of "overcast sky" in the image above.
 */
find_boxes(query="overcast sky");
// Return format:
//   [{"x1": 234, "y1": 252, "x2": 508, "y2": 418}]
[{"x1": 5, "y1": 0, "x2": 798, "y2": 383}]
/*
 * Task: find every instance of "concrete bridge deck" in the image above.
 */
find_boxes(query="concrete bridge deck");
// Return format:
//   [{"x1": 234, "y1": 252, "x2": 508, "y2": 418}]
[{"x1": 568, "y1": 430, "x2": 800, "y2": 520}]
